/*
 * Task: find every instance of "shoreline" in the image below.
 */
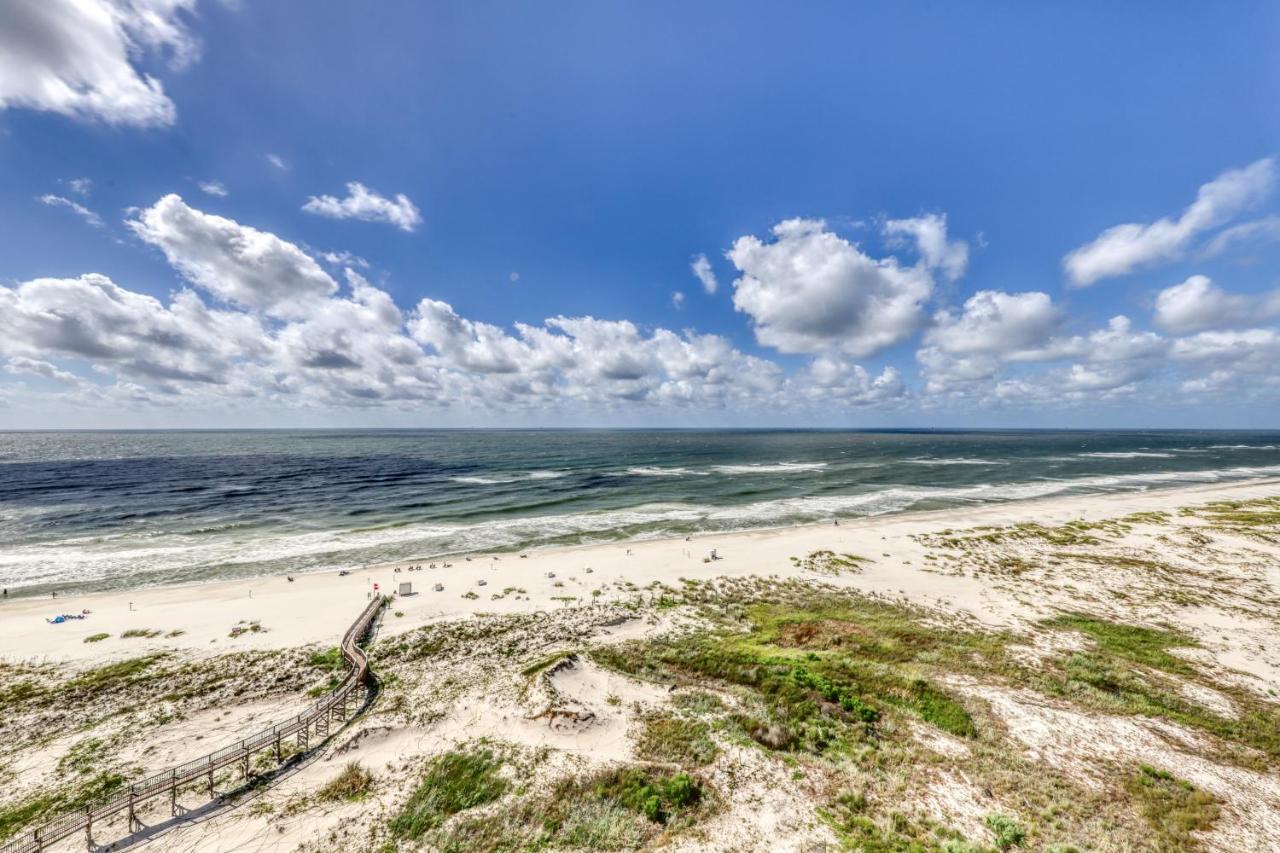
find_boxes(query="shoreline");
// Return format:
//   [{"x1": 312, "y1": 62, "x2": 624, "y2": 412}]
[
  {"x1": 3, "y1": 475, "x2": 1278, "y2": 667},
  {"x1": 6, "y1": 468, "x2": 1280, "y2": 601}
]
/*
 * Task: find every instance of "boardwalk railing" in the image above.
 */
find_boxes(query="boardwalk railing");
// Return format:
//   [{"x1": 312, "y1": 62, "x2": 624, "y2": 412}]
[{"x1": 1, "y1": 595, "x2": 387, "y2": 853}]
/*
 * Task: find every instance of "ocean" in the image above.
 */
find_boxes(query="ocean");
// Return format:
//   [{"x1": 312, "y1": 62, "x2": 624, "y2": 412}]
[{"x1": 1, "y1": 429, "x2": 1278, "y2": 597}]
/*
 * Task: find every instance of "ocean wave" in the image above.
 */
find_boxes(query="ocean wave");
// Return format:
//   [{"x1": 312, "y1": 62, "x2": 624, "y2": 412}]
[
  {"x1": 904, "y1": 458, "x2": 1004, "y2": 465},
  {"x1": 712, "y1": 462, "x2": 828, "y2": 474},
  {"x1": 1078, "y1": 451, "x2": 1176, "y2": 459},
  {"x1": 623, "y1": 466, "x2": 707, "y2": 477},
  {"x1": 450, "y1": 470, "x2": 567, "y2": 485},
  {"x1": 1208, "y1": 444, "x2": 1278, "y2": 451}
]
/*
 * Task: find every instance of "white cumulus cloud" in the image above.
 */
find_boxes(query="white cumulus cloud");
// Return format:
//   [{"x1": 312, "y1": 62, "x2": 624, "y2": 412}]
[
  {"x1": 6, "y1": 356, "x2": 79, "y2": 385},
  {"x1": 690, "y1": 254, "x2": 718, "y2": 294},
  {"x1": 728, "y1": 218, "x2": 939, "y2": 357},
  {"x1": 128, "y1": 194, "x2": 338, "y2": 316},
  {"x1": 924, "y1": 290, "x2": 1059, "y2": 356},
  {"x1": 303, "y1": 182, "x2": 422, "y2": 232},
  {"x1": 1154, "y1": 275, "x2": 1280, "y2": 334},
  {"x1": 883, "y1": 213, "x2": 969, "y2": 281},
  {"x1": 795, "y1": 358, "x2": 906, "y2": 405},
  {"x1": 1063, "y1": 158, "x2": 1276, "y2": 287},
  {"x1": 0, "y1": 0, "x2": 201, "y2": 127}
]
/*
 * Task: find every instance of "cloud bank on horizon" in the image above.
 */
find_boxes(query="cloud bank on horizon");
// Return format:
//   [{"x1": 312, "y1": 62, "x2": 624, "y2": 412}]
[{"x1": 1, "y1": 0, "x2": 1277, "y2": 427}]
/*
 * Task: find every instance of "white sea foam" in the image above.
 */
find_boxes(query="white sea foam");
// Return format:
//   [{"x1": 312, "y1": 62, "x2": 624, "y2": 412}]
[
  {"x1": 1078, "y1": 451, "x2": 1176, "y2": 459},
  {"x1": 451, "y1": 470, "x2": 566, "y2": 484},
  {"x1": 624, "y1": 466, "x2": 706, "y2": 477},
  {"x1": 1208, "y1": 444, "x2": 1278, "y2": 450},
  {"x1": 904, "y1": 458, "x2": 1004, "y2": 465},
  {"x1": 712, "y1": 462, "x2": 828, "y2": 474}
]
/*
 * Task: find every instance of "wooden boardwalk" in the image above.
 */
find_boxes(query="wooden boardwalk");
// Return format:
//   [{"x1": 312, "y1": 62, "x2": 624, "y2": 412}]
[{"x1": 2, "y1": 595, "x2": 387, "y2": 853}]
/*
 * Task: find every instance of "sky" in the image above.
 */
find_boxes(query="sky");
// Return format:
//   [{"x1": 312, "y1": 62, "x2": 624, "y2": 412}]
[{"x1": 1, "y1": 1, "x2": 1278, "y2": 429}]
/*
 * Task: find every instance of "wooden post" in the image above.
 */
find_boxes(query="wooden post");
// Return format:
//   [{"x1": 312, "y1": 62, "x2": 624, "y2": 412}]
[
  {"x1": 241, "y1": 753, "x2": 250, "y2": 779},
  {"x1": 85, "y1": 804, "x2": 93, "y2": 850},
  {"x1": 127, "y1": 784, "x2": 138, "y2": 832},
  {"x1": 274, "y1": 735, "x2": 282, "y2": 764},
  {"x1": 208, "y1": 768, "x2": 214, "y2": 798}
]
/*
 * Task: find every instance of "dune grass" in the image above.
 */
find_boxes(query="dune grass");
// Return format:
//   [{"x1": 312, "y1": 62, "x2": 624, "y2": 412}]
[
  {"x1": 634, "y1": 714, "x2": 718, "y2": 766},
  {"x1": 1047, "y1": 614, "x2": 1196, "y2": 675},
  {"x1": 65, "y1": 654, "x2": 164, "y2": 693},
  {"x1": 319, "y1": 762, "x2": 374, "y2": 802},
  {"x1": 391, "y1": 748, "x2": 509, "y2": 839},
  {"x1": 1036, "y1": 615, "x2": 1280, "y2": 764},
  {"x1": 429, "y1": 765, "x2": 709, "y2": 851},
  {"x1": 789, "y1": 550, "x2": 871, "y2": 574},
  {"x1": 1126, "y1": 765, "x2": 1219, "y2": 848},
  {"x1": 0, "y1": 772, "x2": 128, "y2": 842},
  {"x1": 591, "y1": 592, "x2": 982, "y2": 754},
  {"x1": 308, "y1": 646, "x2": 345, "y2": 671}
]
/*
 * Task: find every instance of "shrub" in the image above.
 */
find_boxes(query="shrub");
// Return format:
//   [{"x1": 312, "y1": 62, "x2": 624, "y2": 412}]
[
  {"x1": 985, "y1": 812, "x2": 1026, "y2": 849},
  {"x1": 592, "y1": 767, "x2": 702, "y2": 824}
]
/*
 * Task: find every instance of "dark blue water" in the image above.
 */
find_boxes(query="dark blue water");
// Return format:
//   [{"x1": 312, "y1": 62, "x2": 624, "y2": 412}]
[{"x1": 1, "y1": 429, "x2": 1278, "y2": 595}]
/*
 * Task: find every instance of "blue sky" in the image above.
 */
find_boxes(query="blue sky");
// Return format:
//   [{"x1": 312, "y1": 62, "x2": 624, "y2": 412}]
[{"x1": 1, "y1": 1, "x2": 1278, "y2": 428}]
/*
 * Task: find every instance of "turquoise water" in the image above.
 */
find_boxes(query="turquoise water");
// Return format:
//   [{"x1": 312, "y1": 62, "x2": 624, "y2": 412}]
[{"x1": 1, "y1": 429, "x2": 1278, "y2": 596}]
